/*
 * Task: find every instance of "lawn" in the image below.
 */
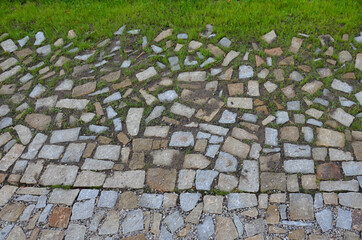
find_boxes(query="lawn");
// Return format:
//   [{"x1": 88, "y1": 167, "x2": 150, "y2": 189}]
[{"x1": 0, "y1": 0, "x2": 361, "y2": 45}]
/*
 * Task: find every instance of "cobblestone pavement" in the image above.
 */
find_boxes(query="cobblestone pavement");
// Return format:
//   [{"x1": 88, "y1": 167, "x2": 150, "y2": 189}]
[{"x1": 0, "y1": 26, "x2": 361, "y2": 239}]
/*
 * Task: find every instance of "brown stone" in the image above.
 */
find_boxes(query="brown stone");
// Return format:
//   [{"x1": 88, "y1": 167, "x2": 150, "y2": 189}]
[
  {"x1": 14, "y1": 48, "x2": 33, "y2": 58},
  {"x1": 323, "y1": 193, "x2": 338, "y2": 205},
  {"x1": 0, "y1": 173, "x2": 6, "y2": 184},
  {"x1": 352, "y1": 210, "x2": 362, "y2": 232},
  {"x1": 273, "y1": 69, "x2": 284, "y2": 81},
  {"x1": 25, "y1": 113, "x2": 51, "y2": 131},
  {"x1": 266, "y1": 205, "x2": 279, "y2": 224},
  {"x1": 82, "y1": 143, "x2": 96, "y2": 158},
  {"x1": 94, "y1": 102, "x2": 104, "y2": 116},
  {"x1": 278, "y1": 56, "x2": 294, "y2": 66},
  {"x1": 117, "y1": 191, "x2": 138, "y2": 209},
  {"x1": 112, "y1": 78, "x2": 132, "y2": 90},
  {"x1": 195, "y1": 98, "x2": 224, "y2": 122},
  {"x1": 281, "y1": 84, "x2": 295, "y2": 99},
  {"x1": 316, "y1": 128, "x2": 345, "y2": 148},
  {"x1": 177, "y1": 225, "x2": 191, "y2": 237},
  {"x1": 352, "y1": 141, "x2": 362, "y2": 160},
  {"x1": 342, "y1": 72, "x2": 356, "y2": 80},
  {"x1": 260, "y1": 172, "x2": 286, "y2": 191},
  {"x1": 147, "y1": 168, "x2": 176, "y2": 192},
  {"x1": 48, "y1": 207, "x2": 71, "y2": 228},
  {"x1": 301, "y1": 175, "x2": 317, "y2": 190},
  {"x1": 289, "y1": 193, "x2": 314, "y2": 221},
  {"x1": 29, "y1": 228, "x2": 40, "y2": 240},
  {"x1": 289, "y1": 229, "x2": 305, "y2": 240},
  {"x1": 117, "y1": 132, "x2": 130, "y2": 145},
  {"x1": 223, "y1": 67, "x2": 233, "y2": 80},
  {"x1": 0, "y1": 203, "x2": 25, "y2": 221},
  {"x1": 255, "y1": 55, "x2": 264, "y2": 67},
  {"x1": 316, "y1": 163, "x2": 342, "y2": 180},
  {"x1": 39, "y1": 230, "x2": 64, "y2": 240},
  {"x1": 264, "y1": 47, "x2": 283, "y2": 56},
  {"x1": 215, "y1": 216, "x2": 238, "y2": 240},
  {"x1": 256, "y1": 105, "x2": 268, "y2": 114},
  {"x1": 298, "y1": 65, "x2": 311, "y2": 73},
  {"x1": 121, "y1": 234, "x2": 146, "y2": 240},
  {"x1": 227, "y1": 83, "x2": 243, "y2": 96},
  {"x1": 132, "y1": 138, "x2": 153, "y2": 151},
  {"x1": 207, "y1": 44, "x2": 225, "y2": 57},
  {"x1": 129, "y1": 152, "x2": 145, "y2": 169},
  {"x1": 259, "y1": 153, "x2": 282, "y2": 172},
  {"x1": 98, "y1": 136, "x2": 112, "y2": 144},
  {"x1": 280, "y1": 126, "x2": 299, "y2": 142},
  {"x1": 72, "y1": 81, "x2": 96, "y2": 97},
  {"x1": 101, "y1": 70, "x2": 121, "y2": 82}
]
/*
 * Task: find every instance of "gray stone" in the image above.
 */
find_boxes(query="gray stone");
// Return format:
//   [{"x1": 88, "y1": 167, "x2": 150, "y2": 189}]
[
  {"x1": 331, "y1": 79, "x2": 353, "y2": 93},
  {"x1": 61, "y1": 143, "x2": 86, "y2": 162},
  {"x1": 81, "y1": 158, "x2": 114, "y2": 171},
  {"x1": 145, "y1": 106, "x2": 165, "y2": 123},
  {"x1": 65, "y1": 224, "x2": 86, "y2": 240},
  {"x1": 71, "y1": 199, "x2": 95, "y2": 220},
  {"x1": 122, "y1": 209, "x2": 144, "y2": 234},
  {"x1": 276, "y1": 111, "x2": 289, "y2": 124},
  {"x1": 219, "y1": 110, "x2": 236, "y2": 124},
  {"x1": 205, "y1": 144, "x2": 220, "y2": 158},
  {"x1": 262, "y1": 30, "x2": 277, "y2": 43},
  {"x1": 98, "y1": 191, "x2": 118, "y2": 208},
  {"x1": 302, "y1": 127, "x2": 314, "y2": 143},
  {"x1": 314, "y1": 193, "x2": 323, "y2": 209},
  {"x1": 159, "y1": 226, "x2": 172, "y2": 240},
  {"x1": 56, "y1": 99, "x2": 89, "y2": 110},
  {"x1": 164, "y1": 210, "x2": 184, "y2": 232},
  {"x1": 238, "y1": 160, "x2": 259, "y2": 192},
  {"x1": 180, "y1": 193, "x2": 201, "y2": 211},
  {"x1": 0, "y1": 65, "x2": 21, "y2": 82},
  {"x1": 0, "y1": 225, "x2": 14, "y2": 240},
  {"x1": 233, "y1": 214, "x2": 244, "y2": 237},
  {"x1": 241, "y1": 113, "x2": 258, "y2": 123},
  {"x1": 151, "y1": 44, "x2": 163, "y2": 53},
  {"x1": 197, "y1": 215, "x2": 214, "y2": 240},
  {"x1": 34, "y1": 31, "x2": 45, "y2": 45},
  {"x1": 339, "y1": 193, "x2": 362, "y2": 209},
  {"x1": 103, "y1": 171, "x2": 145, "y2": 189},
  {"x1": 329, "y1": 148, "x2": 353, "y2": 161},
  {"x1": 284, "y1": 159, "x2": 314, "y2": 173},
  {"x1": 126, "y1": 108, "x2": 143, "y2": 136},
  {"x1": 219, "y1": 37, "x2": 231, "y2": 47},
  {"x1": 99, "y1": 211, "x2": 119, "y2": 235},
  {"x1": 244, "y1": 218, "x2": 266, "y2": 237},
  {"x1": 89, "y1": 124, "x2": 109, "y2": 133},
  {"x1": 342, "y1": 162, "x2": 362, "y2": 176},
  {"x1": 316, "y1": 209, "x2": 333, "y2": 232},
  {"x1": 21, "y1": 133, "x2": 47, "y2": 159},
  {"x1": 77, "y1": 189, "x2": 99, "y2": 200},
  {"x1": 265, "y1": 127, "x2": 278, "y2": 146},
  {"x1": 39, "y1": 164, "x2": 78, "y2": 186},
  {"x1": 169, "y1": 131, "x2": 194, "y2": 147},
  {"x1": 227, "y1": 193, "x2": 257, "y2": 210},
  {"x1": 330, "y1": 108, "x2": 355, "y2": 127},
  {"x1": 239, "y1": 65, "x2": 254, "y2": 79},
  {"x1": 0, "y1": 117, "x2": 12, "y2": 130},
  {"x1": 49, "y1": 189, "x2": 79, "y2": 206},
  {"x1": 138, "y1": 194, "x2": 163, "y2": 209},
  {"x1": 284, "y1": 143, "x2": 311, "y2": 158},
  {"x1": 103, "y1": 92, "x2": 122, "y2": 103},
  {"x1": 158, "y1": 90, "x2": 178, "y2": 102},
  {"x1": 289, "y1": 193, "x2": 314, "y2": 220},
  {"x1": 199, "y1": 124, "x2": 229, "y2": 136},
  {"x1": 195, "y1": 170, "x2": 218, "y2": 190},
  {"x1": 339, "y1": 96, "x2": 355, "y2": 107},
  {"x1": 29, "y1": 83, "x2": 46, "y2": 98},
  {"x1": 50, "y1": 128, "x2": 80, "y2": 143},
  {"x1": 214, "y1": 151, "x2": 237, "y2": 172},
  {"x1": 290, "y1": 71, "x2": 304, "y2": 81},
  {"x1": 38, "y1": 204, "x2": 53, "y2": 223},
  {"x1": 1, "y1": 39, "x2": 18, "y2": 52},
  {"x1": 151, "y1": 149, "x2": 179, "y2": 166},
  {"x1": 94, "y1": 145, "x2": 120, "y2": 161},
  {"x1": 36, "y1": 44, "x2": 51, "y2": 56},
  {"x1": 337, "y1": 208, "x2": 352, "y2": 230},
  {"x1": 170, "y1": 102, "x2": 195, "y2": 118},
  {"x1": 136, "y1": 67, "x2": 157, "y2": 81},
  {"x1": 38, "y1": 145, "x2": 64, "y2": 159}
]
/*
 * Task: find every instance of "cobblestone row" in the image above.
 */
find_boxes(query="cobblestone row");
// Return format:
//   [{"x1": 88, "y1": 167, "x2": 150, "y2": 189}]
[{"x1": 0, "y1": 25, "x2": 361, "y2": 239}]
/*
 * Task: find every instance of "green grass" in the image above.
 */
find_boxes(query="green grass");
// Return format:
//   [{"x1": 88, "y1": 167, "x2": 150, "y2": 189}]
[{"x1": 0, "y1": 0, "x2": 361, "y2": 46}]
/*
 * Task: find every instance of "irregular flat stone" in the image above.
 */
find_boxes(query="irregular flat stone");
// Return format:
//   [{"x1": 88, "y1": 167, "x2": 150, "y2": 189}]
[
  {"x1": 238, "y1": 160, "x2": 259, "y2": 192},
  {"x1": 103, "y1": 171, "x2": 145, "y2": 189},
  {"x1": 316, "y1": 209, "x2": 333, "y2": 232},
  {"x1": 55, "y1": 99, "x2": 89, "y2": 110},
  {"x1": 320, "y1": 180, "x2": 359, "y2": 192},
  {"x1": 227, "y1": 97, "x2": 253, "y2": 109},
  {"x1": 0, "y1": 144, "x2": 25, "y2": 171},
  {"x1": 195, "y1": 170, "x2": 218, "y2": 190},
  {"x1": 24, "y1": 113, "x2": 51, "y2": 131},
  {"x1": 126, "y1": 108, "x2": 143, "y2": 136},
  {"x1": 262, "y1": 30, "x2": 277, "y2": 43},
  {"x1": 284, "y1": 160, "x2": 314, "y2": 173},
  {"x1": 214, "y1": 151, "x2": 238, "y2": 172},
  {"x1": 71, "y1": 199, "x2": 95, "y2": 220},
  {"x1": 94, "y1": 145, "x2": 120, "y2": 161},
  {"x1": 331, "y1": 79, "x2": 353, "y2": 93},
  {"x1": 222, "y1": 136, "x2": 250, "y2": 159},
  {"x1": 197, "y1": 215, "x2": 214, "y2": 240},
  {"x1": 284, "y1": 143, "x2": 311, "y2": 158},
  {"x1": 316, "y1": 128, "x2": 345, "y2": 147},
  {"x1": 50, "y1": 128, "x2": 80, "y2": 143},
  {"x1": 238, "y1": 65, "x2": 254, "y2": 79},
  {"x1": 0, "y1": 185, "x2": 17, "y2": 207},
  {"x1": 39, "y1": 164, "x2": 78, "y2": 186},
  {"x1": 177, "y1": 71, "x2": 206, "y2": 81},
  {"x1": 147, "y1": 168, "x2": 176, "y2": 192},
  {"x1": 339, "y1": 193, "x2": 362, "y2": 209},
  {"x1": 138, "y1": 193, "x2": 163, "y2": 209},
  {"x1": 151, "y1": 149, "x2": 179, "y2": 166},
  {"x1": 21, "y1": 133, "x2": 47, "y2": 159},
  {"x1": 49, "y1": 189, "x2": 79, "y2": 206},
  {"x1": 222, "y1": 50, "x2": 240, "y2": 66},
  {"x1": 290, "y1": 193, "x2": 314, "y2": 220},
  {"x1": 330, "y1": 108, "x2": 355, "y2": 127},
  {"x1": 0, "y1": 65, "x2": 21, "y2": 82},
  {"x1": 164, "y1": 211, "x2": 184, "y2": 233},
  {"x1": 180, "y1": 193, "x2": 201, "y2": 211},
  {"x1": 73, "y1": 171, "x2": 106, "y2": 187},
  {"x1": 169, "y1": 131, "x2": 194, "y2": 147},
  {"x1": 244, "y1": 218, "x2": 266, "y2": 237},
  {"x1": 170, "y1": 102, "x2": 195, "y2": 118},
  {"x1": 136, "y1": 67, "x2": 157, "y2": 81},
  {"x1": 342, "y1": 162, "x2": 362, "y2": 176}
]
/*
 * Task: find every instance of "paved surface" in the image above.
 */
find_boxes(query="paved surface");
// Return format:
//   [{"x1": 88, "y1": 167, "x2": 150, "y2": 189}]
[{"x1": 0, "y1": 26, "x2": 361, "y2": 239}]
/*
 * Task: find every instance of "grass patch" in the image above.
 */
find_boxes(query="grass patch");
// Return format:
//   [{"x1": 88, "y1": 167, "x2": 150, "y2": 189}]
[{"x1": 0, "y1": 0, "x2": 361, "y2": 45}]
